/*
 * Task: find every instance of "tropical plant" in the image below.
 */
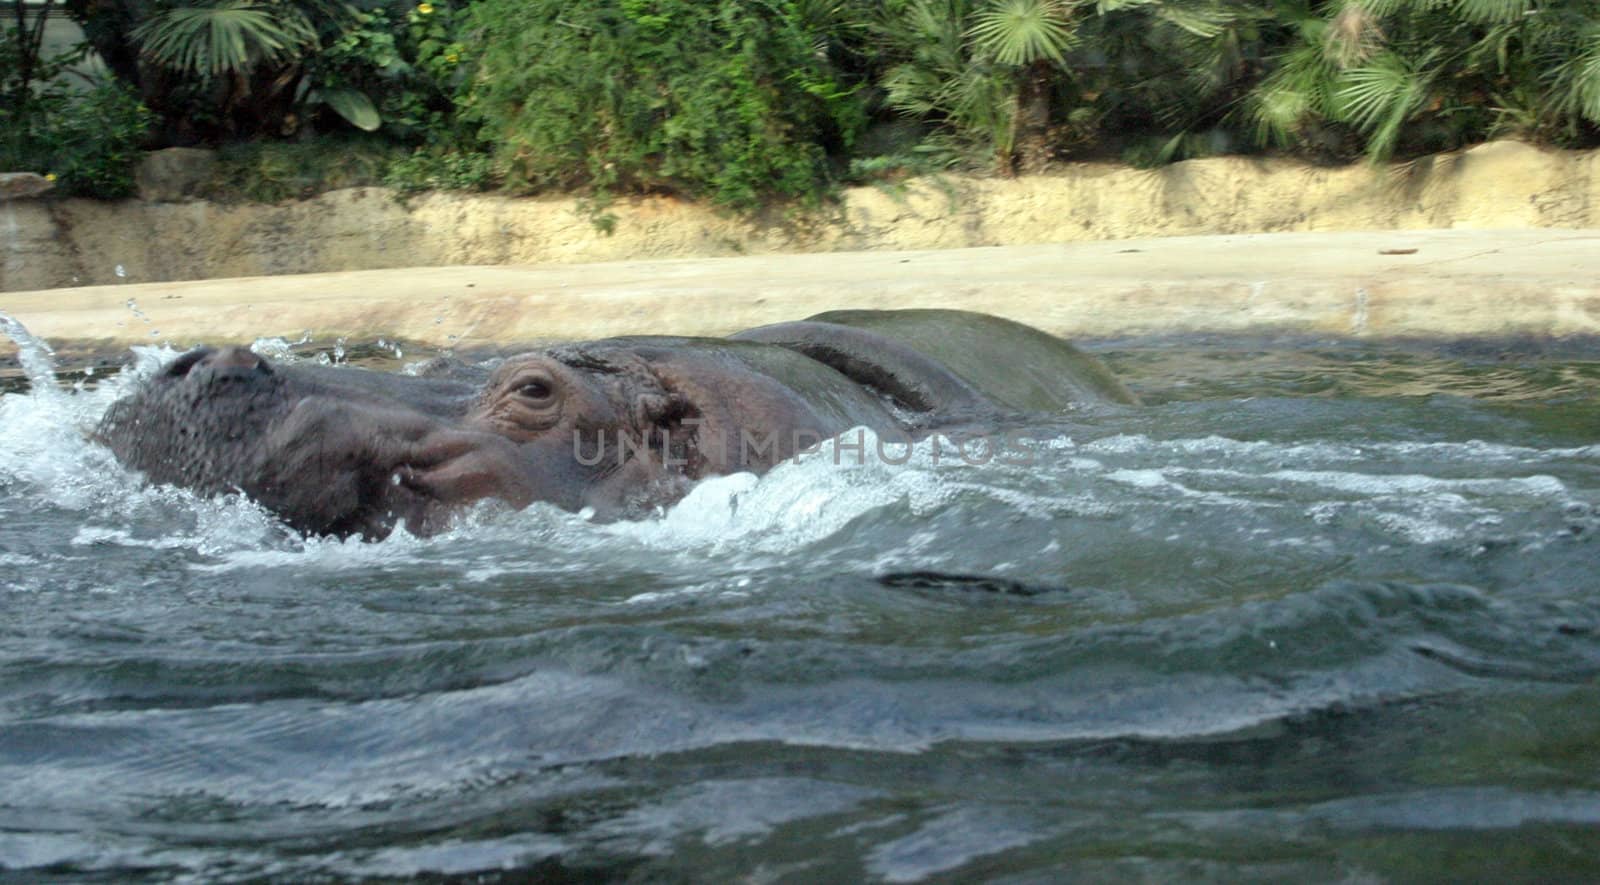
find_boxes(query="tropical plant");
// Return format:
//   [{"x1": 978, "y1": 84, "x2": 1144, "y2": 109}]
[
  {"x1": 875, "y1": 0, "x2": 1016, "y2": 171},
  {"x1": 1251, "y1": 0, "x2": 1600, "y2": 162},
  {"x1": 59, "y1": 0, "x2": 468, "y2": 143},
  {"x1": 129, "y1": 1, "x2": 318, "y2": 79},
  {"x1": 128, "y1": 0, "x2": 381, "y2": 136},
  {"x1": 1071, "y1": 0, "x2": 1265, "y2": 166},
  {"x1": 465, "y1": 0, "x2": 865, "y2": 213},
  {"x1": 874, "y1": 0, "x2": 1262, "y2": 171},
  {"x1": 2, "y1": 0, "x2": 152, "y2": 197},
  {"x1": 971, "y1": 0, "x2": 1078, "y2": 172}
]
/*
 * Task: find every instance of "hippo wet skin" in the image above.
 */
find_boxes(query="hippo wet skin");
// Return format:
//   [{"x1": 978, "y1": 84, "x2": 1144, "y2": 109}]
[{"x1": 96, "y1": 310, "x2": 1137, "y2": 539}]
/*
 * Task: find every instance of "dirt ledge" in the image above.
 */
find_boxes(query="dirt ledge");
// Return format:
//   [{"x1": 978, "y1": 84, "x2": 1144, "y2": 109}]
[
  {"x1": 3, "y1": 140, "x2": 1599, "y2": 294},
  {"x1": 3, "y1": 229, "x2": 1596, "y2": 358}
]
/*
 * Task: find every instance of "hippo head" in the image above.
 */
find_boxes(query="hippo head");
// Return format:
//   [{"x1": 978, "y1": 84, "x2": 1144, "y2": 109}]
[
  {"x1": 92, "y1": 311, "x2": 1132, "y2": 538},
  {"x1": 95, "y1": 343, "x2": 720, "y2": 539}
]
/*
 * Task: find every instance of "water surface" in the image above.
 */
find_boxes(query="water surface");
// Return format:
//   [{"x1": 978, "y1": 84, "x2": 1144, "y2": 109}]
[{"x1": 2, "y1": 329, "x2": 1598, "y2": 881}]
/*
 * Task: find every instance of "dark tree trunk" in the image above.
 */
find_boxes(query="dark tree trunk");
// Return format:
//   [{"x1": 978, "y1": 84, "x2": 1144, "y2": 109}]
[
  {"x1": 61, "y1": 0, "x2": 143, "y2": 88},
  {"x1": 1014, "y1": 59, "x2": 1054, "y2": 175}
]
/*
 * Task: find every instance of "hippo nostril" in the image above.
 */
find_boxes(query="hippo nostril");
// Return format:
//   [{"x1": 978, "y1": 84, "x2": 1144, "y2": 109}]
[
  {"x1": 208, "y1": 346, "x2": 272, "y2": 375},
  {"x1": 165, "y1": 346, "x2": 274, "y2": 383},
  {"x1": 164, "y1": 347, "x2": 215, "y2": 378}
]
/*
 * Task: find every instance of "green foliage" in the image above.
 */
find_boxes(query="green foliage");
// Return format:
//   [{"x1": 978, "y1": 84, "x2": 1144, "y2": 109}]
[
  {"x1": 40, "y1": 80, "x2": 153, "y2": 197},
  {"x1": 464, "y1": 0, "x2": 866, "y2": 212},
  {"x1": 1250, "y1": 0, "x2": 1600, "y2": 163},
  {"x1": 970, "y1": 0, "x2": 1078, "y2": 66},
  {"x1": 1, "y1": 4, "x2": 151, "y2": 199},
  {"x1": 1072, "y1": 0, "x2": 1261, "y2": 159},
  {"x1": 303, "y1": 1, "x2": 476, "y2": 145},
  {"x1": 95, "y1": 0, "x2": 475, "y2": 145},
  {"x1": 1, "y1": 78, "x2": 152, "y2": 198},
  {"x1": 382, "y1": 147, "x2": 494, "y2": 193},
  {"x1": 875, "y1": 0, "x2": 1016, "y2": 170},
  {"x1": 872, "y1": 0, "x2": 1260, "y2": 172},
  {"x1": 130, "y1": 1, "x2": 318, "y2": 78},
  {"x1": 207, "y1": 135, "x2": 400, "y2": 201},
  {"x1": 29, "y1": 0, "x2": 1600, "y2": 207}
]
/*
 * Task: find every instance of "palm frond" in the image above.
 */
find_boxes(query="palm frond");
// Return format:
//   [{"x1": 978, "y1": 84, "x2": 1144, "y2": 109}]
[
  {"x1": 1451, "y1": 0, "x2": 1532, "y2": 25},
  {"x1": 1251, "y1": 41, "x2": 1339, "y2": 147},
  {"x1": 969, "y1": 0, "x2": 1079, "y2": 66},
  {"x1": 132, "y1": 1, "x2": 316, "y2": 78},
  {"x1": 1153, "y1": 1, "x2": 1233, "y2": 39},
  {"x1": 1324, "y1": 1, "x2": 1384, "y2": 67},
  {"x1": 1335, "y1": 47, "x2": 1439, "y2": 159},
  {"x1": 1548, "y1": 22, "x2": 1600, "y2": 122}
]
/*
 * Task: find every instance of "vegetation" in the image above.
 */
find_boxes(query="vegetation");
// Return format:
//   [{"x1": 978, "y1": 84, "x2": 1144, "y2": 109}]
[
  {"x1": 1, "y1": 0, "x2": 1596, "y2": 209},
  {"x1": 463, "y1": 0, "x2": 864, "y2": 212},
  {"x1": 2, "y1": 1, "x2": 151, "y2": 196}
]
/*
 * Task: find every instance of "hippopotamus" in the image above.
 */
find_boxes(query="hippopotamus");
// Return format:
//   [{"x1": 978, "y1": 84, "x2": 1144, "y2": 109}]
[{"x1": 96, "y1": 309, "x2": 1136, "y2": 539}]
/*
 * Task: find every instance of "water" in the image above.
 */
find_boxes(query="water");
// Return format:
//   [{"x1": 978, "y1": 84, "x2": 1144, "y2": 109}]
[{"x1": 2, "y1": 326, "x2": 1599, "y2": 881}]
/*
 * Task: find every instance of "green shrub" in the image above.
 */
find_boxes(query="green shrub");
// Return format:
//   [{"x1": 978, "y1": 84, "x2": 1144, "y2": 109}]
[
  {"x1": 382, "y1": 147, "x2": 495, "y2": 193},
  {"x1": 464, "y1": 0, "x2": 866, "y2": 212},
  {"x1": 2, "y1": 8, "x2": 152, "y2": 199},
  {"x1": 0, "y1": 78, "x2": 152, "y2": 199},
  {"x1": 1250, "y1": 0, "x2": 1600, "y2": 163},
  {"x1": 43, "y1": 80, "x2": 153, "y2": 197},
  {"x1": 207, "y1": 136, "x2": 402, "y2": 202}
]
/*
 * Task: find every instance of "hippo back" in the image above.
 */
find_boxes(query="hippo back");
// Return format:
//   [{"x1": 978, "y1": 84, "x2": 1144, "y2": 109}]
[{"x1": 736, "y1": 309, "x2": 1137, "y2": 417}]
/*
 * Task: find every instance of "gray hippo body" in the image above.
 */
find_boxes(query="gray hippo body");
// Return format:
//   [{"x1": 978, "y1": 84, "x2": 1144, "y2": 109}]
[{"x1": 96, "y1": 309, "x2": 1136, "y2": 538}]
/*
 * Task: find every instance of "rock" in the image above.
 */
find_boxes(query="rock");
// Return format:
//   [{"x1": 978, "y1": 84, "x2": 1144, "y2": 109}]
[
  {"x1": 0, "y1": 172, "x2": 55, "y2": 201},
  {"x1": 135, "y1": 148, "x2": 218, "y2": 202}
]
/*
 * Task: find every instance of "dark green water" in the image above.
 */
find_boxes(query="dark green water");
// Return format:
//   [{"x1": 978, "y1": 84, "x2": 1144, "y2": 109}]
[{"x1": 1, "y1": 333, "x2": 1598, "y2": 882}]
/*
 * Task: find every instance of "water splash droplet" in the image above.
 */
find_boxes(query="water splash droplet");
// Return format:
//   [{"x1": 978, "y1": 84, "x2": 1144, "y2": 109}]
[{"x1": 0, "y1": 311, "x2": 61, "y2": 397}]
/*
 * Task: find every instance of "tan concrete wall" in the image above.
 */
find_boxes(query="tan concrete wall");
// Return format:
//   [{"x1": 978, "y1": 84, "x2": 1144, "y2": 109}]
[
  {"x1": 5, "y1": 230, "x2": 1597, "y2": 355},
  {"x1": 4, "y1": 140, "x2": 1598, "y2": 293}
]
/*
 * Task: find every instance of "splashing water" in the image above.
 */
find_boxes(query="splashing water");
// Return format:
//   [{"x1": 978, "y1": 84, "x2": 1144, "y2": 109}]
[
  {"x1": 1, "y1": 323, "x2": 1598, "y2": 881},
  {"x1": 1, "y1": 310, "x2": 59, "y2": 394}
]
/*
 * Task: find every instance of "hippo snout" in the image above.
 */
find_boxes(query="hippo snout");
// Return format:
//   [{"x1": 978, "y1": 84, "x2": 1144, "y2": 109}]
[
  {"x1": 163, "y1": 346, "x2": 275, "y2": 384},
  {"x1": 99, "y1": 347, "x2": 553, "y2": 539},
  {"x1": 258, "y1": 395, "x2": 545, "y2": 538}
]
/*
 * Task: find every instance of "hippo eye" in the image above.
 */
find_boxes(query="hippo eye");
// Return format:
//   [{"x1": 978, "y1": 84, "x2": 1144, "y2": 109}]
[{"x1": 515, "y1": 379, "x2": 553, "y2": 401}]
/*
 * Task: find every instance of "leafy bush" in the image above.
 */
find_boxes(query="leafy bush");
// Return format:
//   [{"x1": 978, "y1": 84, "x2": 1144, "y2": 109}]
[
  {"x1": 1251, "y1": 0, "x2": 1600, "y2": 163},
  {"x1": 382, "y1": 147, "x2": 495, "y2": 193},
  {"x1": 306, "y1": 1, "x2": 477, "y2": 148},
  {"x1": 207, "y1": 136, "x2": 401, "y2": 202},
  {"x1": 36, "y1": 80, "x2": 154, "y2": 197},
  {"x1": 2, "y1": 7, "x2": 151, "y2": 198},
  {"x1": 2, "y1": 61, "x2": 149, "y2": 198},
  {"x1": 464, "y1": 0, "x2": 866, "y2": 211}
]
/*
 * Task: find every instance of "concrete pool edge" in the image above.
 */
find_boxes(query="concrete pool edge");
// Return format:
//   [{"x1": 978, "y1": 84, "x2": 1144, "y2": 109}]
[{"x1": 3, "y1": 229, "x2": 1598, "y2": 357}]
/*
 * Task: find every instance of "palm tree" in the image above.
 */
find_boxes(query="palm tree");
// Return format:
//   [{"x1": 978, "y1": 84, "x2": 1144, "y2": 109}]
[
  {"x1": 1072, "y1": 0, "x2": 1263, "y2": 165},
  {"x1": 130, "y1": 0, "x2": 383, "y2": 135},
  {"x1": 970, "y1": 0, "x2": 1078, "y2": 173},
  {"x1": 876, "y1": 0, "x2": 1261, "y2": 173},
  {"x1": 1252, "y1": 0, "x2": 1600, "y2": 163},
  {"x1": 130, "y1": 1, "x2": 317, "y2": 78},
  {"x1": 876, "y1": 0, "x2": 1009, "y2": 171}
]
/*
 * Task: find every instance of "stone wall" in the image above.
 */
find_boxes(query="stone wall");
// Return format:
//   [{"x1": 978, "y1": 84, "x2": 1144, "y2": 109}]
[{"x1": 4, "y1": 140, "x2": 1597, "y2": 292}]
